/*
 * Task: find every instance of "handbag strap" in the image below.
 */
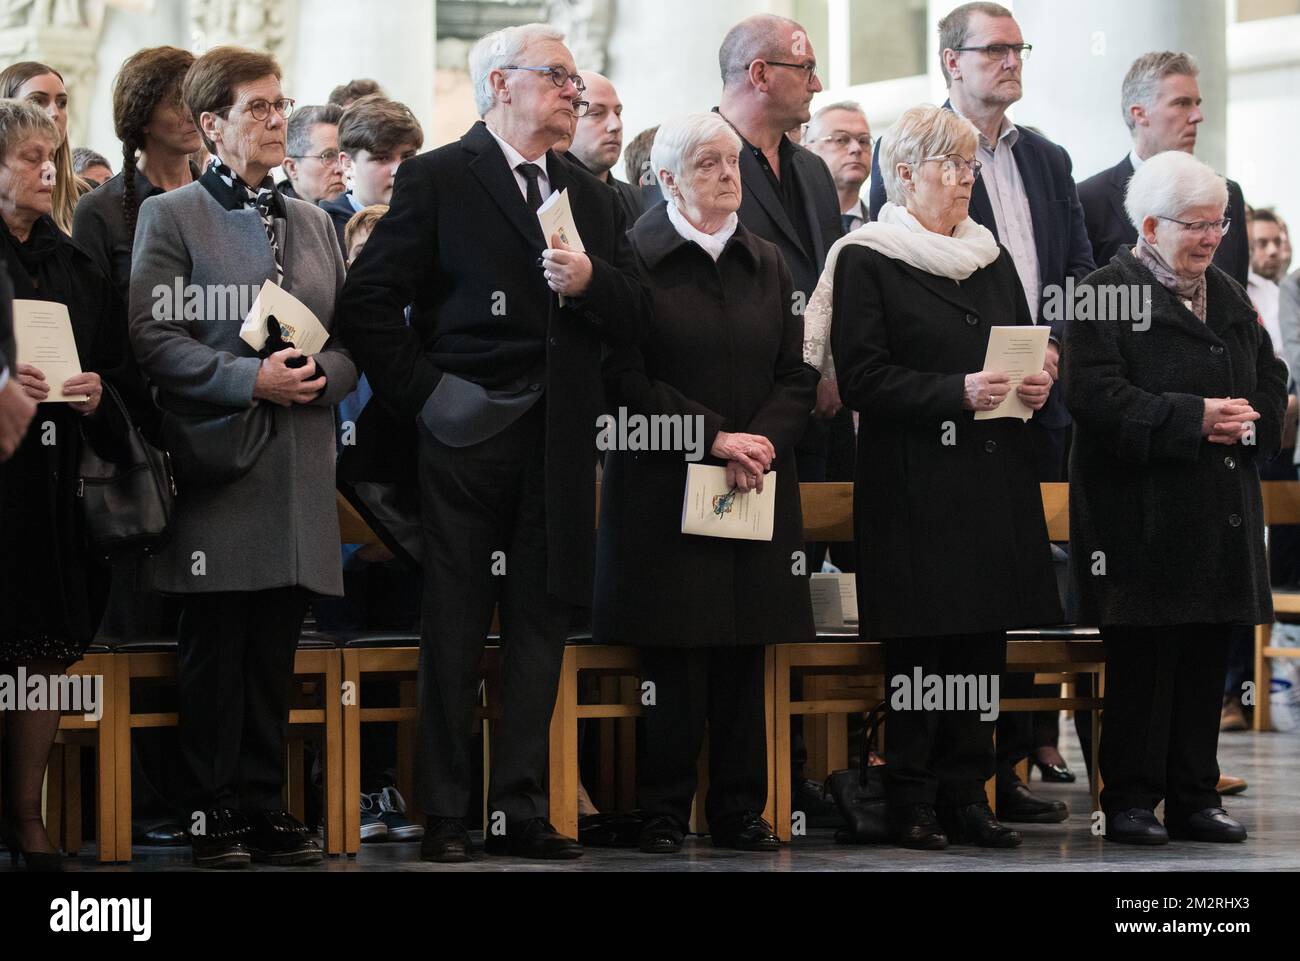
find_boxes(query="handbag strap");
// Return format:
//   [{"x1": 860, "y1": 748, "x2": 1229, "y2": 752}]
[{"x1": 858, "y1": 700, "x2": 887, "y2": 783}]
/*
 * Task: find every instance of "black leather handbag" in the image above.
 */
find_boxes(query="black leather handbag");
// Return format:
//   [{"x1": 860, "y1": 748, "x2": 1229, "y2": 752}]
[
  {"x1": 77, "y1": 382, "x2": 175, "y2": 556},
  {"x1": 824, "y1": 701, "x2": 892, "y2": 844},
  {"x1": 158, "y1": 396, "x2": 274, "y2": 488}
]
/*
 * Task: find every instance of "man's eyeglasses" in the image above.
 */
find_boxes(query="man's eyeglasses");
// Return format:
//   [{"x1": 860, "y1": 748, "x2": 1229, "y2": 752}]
[
  {"x1": 813, "y1": 132, "x2": 874, "y2": 152},
  {"x1": 916, "y1": 154, "x2": 983, "y2": 178},
  {"x1": 953, "y1": 43, "x2": 1033, "y2": 63},
  {"x1": 287, "y1": 148, "x2": 341, "y2": 166},
  {"x1": 1157, "y1": 215, "x2": 1231, "y2": 236},
  {"x1": 754, "y1": 60, "x2": 819, "y2": 84},
  {"x1": 217, "y1": 97, "x2": 295, "y2": 121},
  {"x1": 501, "y1": 66, "x2": 590, "y2": 115}
]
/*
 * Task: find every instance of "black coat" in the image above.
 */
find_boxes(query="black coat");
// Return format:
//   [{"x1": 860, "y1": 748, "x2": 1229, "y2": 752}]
[
  {"x1": 337, "y1": 121, "x2": 650, "y2": 606},
  {"x1": 830, "y1": 244, "x2": 1063, "y2": 639},
  {"x1": 1077, "y1": 155, "x2": 1250, "y2": 290},
  {"x1": 870, "y1": 113, "x2": 1095, "y2": 430},
  {"x1": 1064, "y1": 253, "x2": 1287, "y2": 627},
  {"x1": 319, "y1": 189, "x2": 358, "y2": 255},
  {"x1": 593, "y1": 207, "x2": 818, "y2": 647},
  {"x1": 0, "y1": 218, "x2": 134, "y2": 659}
]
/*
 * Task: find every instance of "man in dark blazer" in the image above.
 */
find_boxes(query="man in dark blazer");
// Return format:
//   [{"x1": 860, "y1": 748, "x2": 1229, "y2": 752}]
[
  {"x1": 567, "y1": 71, "x2": 644, "y2": 224},
  {"x1": 0, "y1": 262, "x2": 36, "y2": 461},
  {"x1": 337, "y1": 24, "x2": 648, "y2": 863},
  {"x1": 869, "y1": 1, "x2": 1094, "y2": 823},
  {"x1": 1077, "y1": 51, "x2": 1249, "y2": 289}
]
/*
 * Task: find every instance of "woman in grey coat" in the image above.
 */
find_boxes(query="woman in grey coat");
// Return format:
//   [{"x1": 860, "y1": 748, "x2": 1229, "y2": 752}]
[{"x1": 128, "y1": 47, "x2": 356, "y2": 869}]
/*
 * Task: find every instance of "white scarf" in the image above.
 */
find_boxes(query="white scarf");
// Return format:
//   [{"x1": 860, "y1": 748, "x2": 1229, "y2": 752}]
[
  {"x1": 803, "y1": 201, "x2": 1000, "y2": 379},
  {"x1": 666, "y1": 201, "x2": 738, "y2": 262}
]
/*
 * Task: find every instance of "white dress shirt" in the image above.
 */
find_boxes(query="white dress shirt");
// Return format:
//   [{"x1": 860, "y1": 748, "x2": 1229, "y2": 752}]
[
  {"x1": 1249, "y1": 270, "x2": 1283, "y2": 357},
  {"x1": 485, "y1": 124, "x2": 552, "y2": 203}
]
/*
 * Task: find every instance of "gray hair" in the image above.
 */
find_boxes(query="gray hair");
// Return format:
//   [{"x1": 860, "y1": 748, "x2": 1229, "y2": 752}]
[
  {"x1": 806, "y1": 100, "x2": 867, "y2": 142},
  {"x1": 0, "y1": 97, "x2": 58, "y2": 165},
  {"x1": 286, "y1": 103, "x2": 343, "y2": 159},
  {"x1": 1121, "y1": 51, "x2": 1199, "y2": 132},
  {"x1": 938, "y1": 2, "x2": 1015, "y2": 86},
  {"x1": 72, "y1": 146, "x2": 110, "y2": 175},
  {"x1": 650, "y1": 113, "x2": 742, "y2": 202},
  {"x1": 468, "y1": 23, "x2": 566, "y2": 118},
  {"x1": 1124, "y1": 149, "x2": 1228, "y2": 232},
  {"x1": 877, "y1": 104, "x2": 979, "y2": 207},
  {"x1": 718, "y1": 14, "x2": 805, "y2": 86}
]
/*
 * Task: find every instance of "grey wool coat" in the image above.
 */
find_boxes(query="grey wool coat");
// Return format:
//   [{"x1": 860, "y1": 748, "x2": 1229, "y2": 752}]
[
  {"x1": 128, "y1": 181, "x2": 357, "y2": 596},
  {"x1": 1065, "y1": 252, "x2": 1289, "y2": 628}
]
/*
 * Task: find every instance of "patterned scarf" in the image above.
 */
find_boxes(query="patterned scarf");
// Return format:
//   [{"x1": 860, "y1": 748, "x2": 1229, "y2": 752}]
[
  {"x1": 201, "y1": 157, "x2": 285, "y2": 286},
  {"x1": 1134, "y1": 236, "x2": 1206, "y2": 323}
]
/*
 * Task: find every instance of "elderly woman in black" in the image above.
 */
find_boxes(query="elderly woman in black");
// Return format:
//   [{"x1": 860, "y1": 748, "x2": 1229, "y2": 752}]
[
  {"x1": 1066, "y1": 150, "x2": 1287, "y2": 845},
  {"x1": 816, "y1": 104, "x2": 1061, "y2": 850},
  {"x1": 0, "y1": 101, "x2": 128, "y2": 871},
  {"x1": 594, "y1": 112, "x2": 817, "y2": 854}
]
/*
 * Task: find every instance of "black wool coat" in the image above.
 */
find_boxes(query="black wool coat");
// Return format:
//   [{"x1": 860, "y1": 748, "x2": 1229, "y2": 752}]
[
  {"x1": 830, "y1": 243, "x2": 1063, "y2": 640},
  {"x1": 1064, "y1": 252, "x2": 1288, "y2": 627},
  {"x1": 592, "y1": 206, "x2": 818, "y2": 647}
]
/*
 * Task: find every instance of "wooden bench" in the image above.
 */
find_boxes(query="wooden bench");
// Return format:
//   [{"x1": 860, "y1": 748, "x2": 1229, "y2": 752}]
[{"x1": 1255, "y1": 481, "x2": 1300, "y2": 731}]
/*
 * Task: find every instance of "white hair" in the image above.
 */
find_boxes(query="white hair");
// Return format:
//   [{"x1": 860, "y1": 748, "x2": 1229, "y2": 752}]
[
  {"x1": 1124, "y1": 150, "x2": 1228, "y2": 233},
  {"x1": 468, "y1": 23, "x2": 566, "y2": 118},
  {"x1": 650, "y1": 113, "x2": 742, "y2": 202},
  {"x1": 877, "y1": 104, "x2": 978, "y2": 207},
  {"x1": 806, "y1": 100, "x2": 867, "y2": 142}
]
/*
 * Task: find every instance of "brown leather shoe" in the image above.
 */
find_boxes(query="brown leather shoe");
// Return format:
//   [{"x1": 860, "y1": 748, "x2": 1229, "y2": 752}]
[
  {"x1": 1217, "y1": 774, "x2": 1247, "y2": 796},
  {"x1": 1220, "y1": 702, "x2": 1248, "y2": 732}
]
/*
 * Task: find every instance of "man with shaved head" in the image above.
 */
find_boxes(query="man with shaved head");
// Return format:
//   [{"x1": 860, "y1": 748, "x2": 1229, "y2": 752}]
[{"x1": 568, "y1": 70, "x2": 643, "y2": 221}]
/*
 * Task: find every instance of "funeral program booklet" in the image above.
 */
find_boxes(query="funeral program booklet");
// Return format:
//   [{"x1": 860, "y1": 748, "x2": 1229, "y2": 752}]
[
  {"x1": 974, "y1": 325, "x2": 1051, "y2": 422},
  {"x1": 239, "y1": 280, "x2": 330, "y2": 356},
  {"x1": 681, "y1": 463, "x2": 777, "y2": 542},
  {"x1": 12, "y1": 300, "x2": 89, "y2": 402},
  {"x1": 537, "y1": 188, "x2": 585, "y2": 307}
]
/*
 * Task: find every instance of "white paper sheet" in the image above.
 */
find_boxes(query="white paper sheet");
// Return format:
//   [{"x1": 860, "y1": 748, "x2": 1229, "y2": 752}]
[
  {"x1": 974, "y1": 325, "x2": 1050, "y2": 422},
  {"x1": 239, "y1": 280, "x2": 330, "y2": 357},
  {"x1": 12, "y1": 299, "x2": 89, "y2": 402}
]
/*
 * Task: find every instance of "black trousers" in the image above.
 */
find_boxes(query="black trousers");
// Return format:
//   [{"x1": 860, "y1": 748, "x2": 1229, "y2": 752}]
[
  {"x1": 1099, "y1": 625, "x2": 1230, "y2": 818},
  {"x1": 176, "y1": 586, "x2": 308, "y2": 813},
  {"x1": 883, "y1": 632, "x2": 1004, "y2": 807},
  {"x1": 414, "y1": 403, "x2": 571, "y2": 824},
  {"x1": 637, "y1": 645, "x2": 768, "y2": 828}
]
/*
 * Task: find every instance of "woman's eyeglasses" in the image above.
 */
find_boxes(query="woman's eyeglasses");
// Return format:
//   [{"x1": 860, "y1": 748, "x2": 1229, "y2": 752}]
[
  {"x1": 1157, "y1": 215, "x2": 1231, "y2": 236},
  {"x1": 218, "y1": 98, "x2": 296, "y2": 121},
  {"x1": 915, "y1": 154, "x2": 983, "y2": 178}
]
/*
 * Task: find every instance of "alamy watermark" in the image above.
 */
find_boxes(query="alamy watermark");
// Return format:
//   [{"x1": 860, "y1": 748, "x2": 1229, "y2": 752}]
[
  {"x1": 151, "y1": 280, "x2": 264, "y2": 322},
  {"x1": 596, "y1": 407, "x2": 706, "y2": 461},
  {"x1": 889, "y1": 669, "x2": 1000, "y2": 721},
  {"x1": 0, "y1": 670, "x2": 103, "y2": 722},
  {"x1": 1041, "y1": 278, "x2": 1152, "y2": 331}
]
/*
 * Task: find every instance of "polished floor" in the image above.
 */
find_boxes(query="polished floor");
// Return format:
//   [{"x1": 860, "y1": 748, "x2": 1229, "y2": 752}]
[{"x1": 21, "y1": 726, "x2": 1300, "y2": 873}]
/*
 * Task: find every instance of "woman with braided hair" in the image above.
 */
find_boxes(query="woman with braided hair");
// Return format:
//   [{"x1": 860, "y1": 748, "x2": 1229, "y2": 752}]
[
  {"x1": 72, "y1": 46, "x2": 201, "y2": 310},
  {"x1": 0, "y1": 61, "x2": 90, "y2": 234}
]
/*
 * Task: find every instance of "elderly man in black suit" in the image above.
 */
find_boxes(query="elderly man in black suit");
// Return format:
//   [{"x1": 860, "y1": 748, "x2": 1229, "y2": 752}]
[
  {"x1": 1078, "y1": 51, "x2": 1250, "y2": 290},
  {"x1": 338, "y1": 22, "x2": 649, "y2": 863},
  {"x1": 869, "y1": 0, "x2": 1094, "y2": 823}
]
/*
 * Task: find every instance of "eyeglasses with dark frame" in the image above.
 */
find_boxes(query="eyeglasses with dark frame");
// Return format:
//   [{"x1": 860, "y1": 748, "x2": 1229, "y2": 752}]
[
  {"x1": 813, "y1": 132, "x2": 874, "y2": 152},
  {"x1": 500, "y1": 65, "x2": 590, "y2": 116},
  {"x1": 1157, "y1": 215, "x2": 1231, "y2": 236},
  {"x1": 753, "y1": 59, "x2": 820, "y2": 83},
  {"x1": 287, "y1": 147, "x2": 341, "y2": 166},
  {"x1": 216, "y1": 97, "x2": 296, "y2": 122},
  {"x1": 915, "y1": 154, "x2": 983, "y2": 178},
  {"x1": 952, "y1": 43, "x2": 1033, "y2": 62}
]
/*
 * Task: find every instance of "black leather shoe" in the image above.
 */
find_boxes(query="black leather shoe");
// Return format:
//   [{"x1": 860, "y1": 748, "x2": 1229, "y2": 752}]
[
  {"x1": 1105, "y1": 808, "x2": 1169, "y2": 845},
  {"x1": 245, "y1": 810, "x2": 322, "y2": 866},
  {"x1": 710, "y1": 812, "x2": 780, "y2": 851},
  {"x1": 134, "y1": 820, "x2": 190, "y2": 846},
  {"x1": 892, "y1": 803, "x2": 948, "y2": 850},
  {"x1": 1032, "y1": 758, "x2": 1077, "y2": 783},
  {"x1": 638, "y1": 815, "x2": 686, "y2": 854},
  {"x1": 1166, "y1": 807, "x2": 1247, "y2": 843},
  {"x1": 997, "y1": 782, "x2": 1068, "y2": 823},
  {"x1": 938, "y1": 802, "x2": 1022, "y2": 847},
  {"x1": 483, "y1": 818, "x2": 583, "y2": 859},
  {"x1": 420, "y1": 817, "x2": 471, "y2": 862},
  {"x1": 190, "y1": 808, "x2": 252, "y2": 869},
  {"x1": 794, "y1": 779, "x2": 844, "y2": 828}
]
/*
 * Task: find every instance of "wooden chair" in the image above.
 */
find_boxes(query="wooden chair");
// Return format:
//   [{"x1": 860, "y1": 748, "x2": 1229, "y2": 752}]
[
  {"x1": 1255, "y1": 481, "x2": 1300, "y2": 731},
  {"x1": 771, "y1": 482, "x2": 1106, "y2": 842}
]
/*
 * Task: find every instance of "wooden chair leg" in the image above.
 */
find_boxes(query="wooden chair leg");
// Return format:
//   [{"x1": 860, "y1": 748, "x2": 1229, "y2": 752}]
[
  {"x1": 64, "y1": 743, "x2": 82, "y2": 856},
  {"x1": 285, "y1": 737, "x2": 305, "y2": 822},
  {"x1": 546, "y1": 647, "x2": 580, "y2": 840},
  {"x1": 773, "y1": 645, "x2": 793, "y2": 841},
  {"x1": 763, "y1": 646, "x2": 776, "y2": 830},
  {"x1": 111, "y1": 658, "x2": 132, "y2": 863},
  {"x1": 598, "y1": 676, "x2": 618, "y2": 811},
  {"x1": 618, "y1": 677, "x2": 638, "y2": 811},
  {"x1": 1254, "y1": 623, "x2": 1271, "y2": 732},
  {"x1": 322, "y1": 650, "x2": 344, "y2": 856},
  {"x1": 341, "y1": 650, "x2": 362, "y2": 855},
  {"x1": 985, "y1": 731, "x2": 998, "y2": 810}
]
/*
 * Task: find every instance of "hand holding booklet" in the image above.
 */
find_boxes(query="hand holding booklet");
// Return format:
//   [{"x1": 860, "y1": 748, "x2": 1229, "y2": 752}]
[
  {"x1": 681, "y1": 463, "x2": 776, "y2": 541},
  {"x1": 537, "y1": 188, "x2": 585, "y2": 307},
  {"x1": 974, "y1": 325, "x2": 1051, "y2": 422},
  {"x1": 239, "y1": 280, "x2": 330, "y2": 357},
  {"x1": 12, "y1": 299, "x2": 89, "y2": 402}
]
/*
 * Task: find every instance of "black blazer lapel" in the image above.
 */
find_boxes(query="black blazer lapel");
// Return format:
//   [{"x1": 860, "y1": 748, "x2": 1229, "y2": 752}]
[
  {"x1": 463, "y1": 122, "x2": 547, "y2": 250},
  {"x1": 969, "y1": 177, "x2": 998, "y2": 241},
  {"x1": 1108, "y1": 156, "x2": 1134, "y2": 242},
  {"x1": 739, "y1": 147, "x2": 806, "y2": 256},
  {"x1": 793, "y1": 149, "x2": 832, "y2": 267}
]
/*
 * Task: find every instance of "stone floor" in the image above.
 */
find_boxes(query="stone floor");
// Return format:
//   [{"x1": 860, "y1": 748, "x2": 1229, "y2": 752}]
[{"x1": 20, "y1": 727, "x2": 1299, "y2": 873}]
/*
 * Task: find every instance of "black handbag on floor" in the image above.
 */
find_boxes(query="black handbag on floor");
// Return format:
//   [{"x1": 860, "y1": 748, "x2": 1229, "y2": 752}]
[
  {"x1": 824, "y1": 701, "x2": 892, "y2": 844},
  {"x1": 77, "y1": 382, "x2": 175, "y2": 556}
]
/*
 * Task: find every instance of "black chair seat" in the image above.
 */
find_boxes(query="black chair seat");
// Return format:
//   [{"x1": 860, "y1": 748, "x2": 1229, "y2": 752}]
[
  {"x1": 95, "y1": 636, "x2": 179, "y2": 654},
  {"x1": 1006, "y1": 626, "x2": 1101, "y2": 640},
  {"x1": 336, "y1": 631, "x2": 421, "y2": 649}
]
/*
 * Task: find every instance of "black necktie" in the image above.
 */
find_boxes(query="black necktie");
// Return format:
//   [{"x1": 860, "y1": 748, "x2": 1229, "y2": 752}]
[
  {"x1": 842, "y1": 213, "x2": 858, "y2": 234},
  {"x1": 517, "y1": 163, "x2": 544, "y2": 212}
]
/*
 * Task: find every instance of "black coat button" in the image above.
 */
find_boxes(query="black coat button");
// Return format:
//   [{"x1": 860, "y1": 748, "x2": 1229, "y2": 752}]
[
  {"x1": 549, "y1": 336, "x2": 558, "y2": 347},
  {"x1": 1229, "y1": 513, "x2": 1242, "y2": 527},
  {"x1": 965, "y1": 314, "x2": 978, "y2": 326},
  {"x1": 984, "y1": 440, "x2": 997, "y2": 453},
  {"x1": 529, "y1": 383, "x2": 542, "y2": 392},
  {"x1": 1225, "y1": 456, "x2": 1236, "y2": 469},
  {"x1": 1210, "y1": 345, "x2": 1225, "y2": 356}
]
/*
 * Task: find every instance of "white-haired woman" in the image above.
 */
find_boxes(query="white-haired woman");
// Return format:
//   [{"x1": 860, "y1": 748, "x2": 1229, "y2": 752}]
[
  {"x1": 594, "y1": 112, "x2": 818, "y2": 855},
  {"x1": 1066, "y1": 150, "x2": 1287, "y2": 846},
  {"x1": 810, "y1": 104, "x2": 1062, "y2": 850}
]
